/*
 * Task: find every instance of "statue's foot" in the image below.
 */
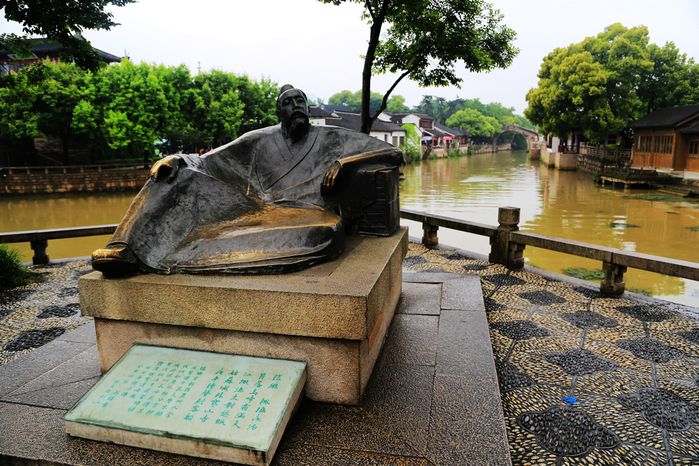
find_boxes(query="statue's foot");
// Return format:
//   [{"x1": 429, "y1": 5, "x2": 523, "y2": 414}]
[{"x1": 92, "y1": 243, "x2": 139, "y2": 277}]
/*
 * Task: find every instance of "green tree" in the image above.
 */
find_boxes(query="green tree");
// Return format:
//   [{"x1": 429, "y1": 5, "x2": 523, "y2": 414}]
[
  {"x1": 386, "y1": 94, "x2": 408, "y2": 112},
  {"x1": 415, "y1": 95, "x2": 450, "y2": 122},
  {"x1": 0, "y1": 61, "x2": 93, "y2": 162},
  {"x1": 0, "y1": 66, "x2": 41, "y2": 142},
  {"x1": 1, "y1": 0, "x2": 135, "y2": 69},
  {"x1": 232, "y1": 75, "x2": 277, "y2": 135},
  {"x1": 328, "y1": 89, "x2": 384, "y2": 114},
  {"x1": 328, "y1": 89, "x2": 359, "y2": 110},
  {"x1": 0, "y1": 60, "x2": 276, "y2": 162},
  {"x1": 320, "y1": 0, "x2": 517, "y2": 133},
  {"x1": 94, "y1": 60, "x2": 170, "y2": 156},
  {"x1": 525, "y1": 23, "x2": 698, "y2": 142},
  {"x1": 400, "y1": 122, "x2": 421, "y2": 162},
  {"x1": 637, "y1": 42, "x2": 699, "y2": 114},
  {"x1": 446, "y1": 108, "x2": 501, "y2": 142}
]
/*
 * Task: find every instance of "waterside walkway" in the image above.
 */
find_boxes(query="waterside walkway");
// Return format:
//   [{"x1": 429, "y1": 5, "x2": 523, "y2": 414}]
[{"x1": 1, "y1": 242, "x2": 699, "y2": 465}]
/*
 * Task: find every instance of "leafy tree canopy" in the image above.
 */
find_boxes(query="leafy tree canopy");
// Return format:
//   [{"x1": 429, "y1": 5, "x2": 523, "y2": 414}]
[
  {"x1": 320, "y1": 0, "x2": 517, "y2": 133},
  {"x1": 0, "y1": 0, "x2": 134, "y2": 69},
  {"x1": 328, "y1": 89, "x2": 408, "y2": 114},
  {"x1": 525, "y1": 23, "x2": 699, "y2": 142},
  {"x1": 446, "y1": 108, "x2": 502, "y2": 141},
  {"x1": 0, "y1": 60, "x2": 277, "y2": 163}
]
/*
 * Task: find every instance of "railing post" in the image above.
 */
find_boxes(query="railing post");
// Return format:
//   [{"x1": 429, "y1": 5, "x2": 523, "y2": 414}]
[
  {"x1": 30, "y1": 239, "x2": 49, "y2": 265},
  {"x1": 601, "y1": 262, "x2": 626, "y2": 296},
  {"x1": 422, "y1": 221, "x2": 439, "y2": 248},
  {"x1": 489, "y1": 207, "x2": 523, "y2": 269}
]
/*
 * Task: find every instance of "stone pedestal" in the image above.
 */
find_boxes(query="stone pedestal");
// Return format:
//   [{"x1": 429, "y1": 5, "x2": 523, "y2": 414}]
[{"x1": 79, "y1": 228, "x2": 408, "y2": 405}]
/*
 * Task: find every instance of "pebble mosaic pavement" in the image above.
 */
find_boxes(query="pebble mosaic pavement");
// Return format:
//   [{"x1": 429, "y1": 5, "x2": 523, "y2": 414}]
[
  {"x1": 405, "y1": 243, "x2": 699, "y2": 466},
  {"x1": 0, "y1": 261, "x2": 91, "y2": 365},
  {"x1": 2, "y1": 247, "x2": 699, "y2": 465}
]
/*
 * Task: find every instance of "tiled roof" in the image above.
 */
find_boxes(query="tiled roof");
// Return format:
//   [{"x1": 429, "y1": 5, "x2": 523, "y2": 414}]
[
  {"x1": 434, "y1": 122, "x2": 468, "y2": 137},
  {"x1": 0, "y1": 37, "x2": 121, "y2": 63},
  {"x1": 330, "y1": 112, "x2": 405, "y2": 133},
  {"x1": 321, "y1": 104, "x2": 353, "y2": 113},
  {"x1": 631, "y1": 104, "x2": 699, "y2": 128},
  {"x1": 423, "y1": 127, "x2": 450, "y2": 137},
  {"x1": 309, "y1": 106, "x2": 333, "y2": 118},
  {"x1": 678, "y1": 119, "x2": 699, "y2": 134},
  {"x1": 385, "y1": 112, "x2": 434, "y2": 124}
]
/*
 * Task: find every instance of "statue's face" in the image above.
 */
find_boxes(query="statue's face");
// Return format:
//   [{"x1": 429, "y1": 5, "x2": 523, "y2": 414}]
[{"x1": 278, "y1": 90, "x2": 308, "y2": 126}]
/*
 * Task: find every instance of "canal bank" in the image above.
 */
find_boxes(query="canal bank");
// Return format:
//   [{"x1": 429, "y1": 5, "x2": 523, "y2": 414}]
[{"x1": 0, "y1": 164, "x2": 148, "y2": 195}]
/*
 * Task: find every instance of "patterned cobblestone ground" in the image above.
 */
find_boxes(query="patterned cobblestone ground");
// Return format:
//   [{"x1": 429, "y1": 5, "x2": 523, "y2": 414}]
[
  {"x1": 406, "y1": 243, "x2": 699, "y2": 465},
  {"x1": 0, "y1": 260, "x2": 92, "y2": 365},
  {"x1": 3, "y1": 248, "x2": 699, "y2": 465}
]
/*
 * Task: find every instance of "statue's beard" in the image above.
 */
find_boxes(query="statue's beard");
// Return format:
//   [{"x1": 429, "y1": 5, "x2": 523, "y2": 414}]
[{"x1": 285, "y1": 112, "x2": 310, "y2": 142}]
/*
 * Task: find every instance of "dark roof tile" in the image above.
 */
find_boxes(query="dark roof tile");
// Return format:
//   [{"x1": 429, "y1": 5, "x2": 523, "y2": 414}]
[
  {"x1": 631, "y1": 104, "x2": 699, "y2": 128},
  {"x1": 330, "y1": 112, "x2": 405, "y2": 133}
]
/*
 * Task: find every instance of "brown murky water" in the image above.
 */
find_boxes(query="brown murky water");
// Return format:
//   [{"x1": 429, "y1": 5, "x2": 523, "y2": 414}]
[
  {"x1": 2, "y1": 151, "x2": 698, "y2": 306},
  {"x1": 400, "y1": 151, "x2": 699, "y2": 307}
]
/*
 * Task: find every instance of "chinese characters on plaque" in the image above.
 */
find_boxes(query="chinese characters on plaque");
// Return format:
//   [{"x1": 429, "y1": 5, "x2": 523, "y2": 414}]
[{"x1": 65, "y1": 345, "x2": 306, "y2": 455}]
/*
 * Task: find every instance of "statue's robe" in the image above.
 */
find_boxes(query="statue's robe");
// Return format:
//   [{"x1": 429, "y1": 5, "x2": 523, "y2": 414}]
[{"x1": 109, "y1": 124, "x2": 391, "y2": 274}]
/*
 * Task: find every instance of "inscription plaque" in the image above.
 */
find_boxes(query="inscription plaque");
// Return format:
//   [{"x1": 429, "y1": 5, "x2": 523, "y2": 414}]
[{"x1": 64, "y1": 345, "x2": 306, "y2": 465}]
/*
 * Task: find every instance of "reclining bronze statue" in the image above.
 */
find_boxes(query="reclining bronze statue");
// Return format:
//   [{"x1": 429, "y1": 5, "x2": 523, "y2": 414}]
[{"x1": 92, "y1": 85, "x2": 403, "y2": 277}]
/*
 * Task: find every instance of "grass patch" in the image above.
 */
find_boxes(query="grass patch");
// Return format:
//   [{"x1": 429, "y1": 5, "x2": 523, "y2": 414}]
[
  {"x1": 563, "y1": 267, "x2": 605, "y2": 281},
  {"x1": 623, "y1": 193, "x2": 696, "y2": 203},
  {"x1": 688, "y1": 226, "x2": 699, "y2": 232},
  {"x1": 609, "y1": 221, "x2": 640, "y2": 229},
  {"x1": 0, "y1": 244, "x2": 41, "y2": 289}
]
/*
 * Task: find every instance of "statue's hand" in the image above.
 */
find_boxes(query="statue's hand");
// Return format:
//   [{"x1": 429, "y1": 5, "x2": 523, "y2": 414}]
[
  {"x1": 321, "y1": 161, "x2": 342, "y2": 196},
  {"x1": 150, "y1": 155, "x2": 183, "y2": 183}
]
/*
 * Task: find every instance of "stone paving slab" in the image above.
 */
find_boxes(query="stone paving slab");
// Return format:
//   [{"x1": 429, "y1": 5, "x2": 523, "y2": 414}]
[{"x1": 0, "y1": 260, "x2": 511, "y2": 465}]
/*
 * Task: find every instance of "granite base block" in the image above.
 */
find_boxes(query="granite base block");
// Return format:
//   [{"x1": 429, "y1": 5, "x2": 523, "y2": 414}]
[{"x1": 79, "y1": 229, "x2": 408, "y2": 405}]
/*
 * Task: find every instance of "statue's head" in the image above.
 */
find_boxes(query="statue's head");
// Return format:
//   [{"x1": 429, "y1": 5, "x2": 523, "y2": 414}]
[{"x1": 277, "y1": 84, "x2": 309, "y2": 141}]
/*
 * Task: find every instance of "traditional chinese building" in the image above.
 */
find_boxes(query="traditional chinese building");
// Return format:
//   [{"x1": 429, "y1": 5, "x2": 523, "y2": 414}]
[
  {"x1": 0, "y1": 37, "x2": 122, "y2": 75},
  {"x1": 380, "y1": 112, "x2": 469, "y2": 149},
  {"x1": 308, "y1": 108, "x2": 406, "y2": 147},
  {"x1": 630, "y1": 104, "x2": 699, "y2": 177}
]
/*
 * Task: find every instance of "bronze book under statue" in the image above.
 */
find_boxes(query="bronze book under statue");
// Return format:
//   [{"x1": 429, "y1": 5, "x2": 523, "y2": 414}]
[{"x1": 92, "y1": 85, "x2": 403, "y2": 277}]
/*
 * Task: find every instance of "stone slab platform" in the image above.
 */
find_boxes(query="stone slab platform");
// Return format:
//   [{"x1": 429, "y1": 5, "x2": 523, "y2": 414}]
[
  {"x1": 80, "y1": 229, "x2": 408, "y2": 405},
  {"x1": 0, "y1": 272, "x2": 511, "y2": 465}
]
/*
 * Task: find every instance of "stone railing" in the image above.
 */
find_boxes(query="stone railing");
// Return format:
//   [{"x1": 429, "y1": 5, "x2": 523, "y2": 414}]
[
  {"x1": 0, "y1": 225, "x2": 117, "y2": 264},
  {"x1": 3, "y1": 209, "x2": 699, "y2": 297},
  {"x1": 402, "y1": 207, "x2": 699, "y2": 297}
]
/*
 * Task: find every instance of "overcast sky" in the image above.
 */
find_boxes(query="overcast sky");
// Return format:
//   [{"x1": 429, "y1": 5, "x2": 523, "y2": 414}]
[{"x1": 3, "y1": 0, "x2": 698, "y2": 114}]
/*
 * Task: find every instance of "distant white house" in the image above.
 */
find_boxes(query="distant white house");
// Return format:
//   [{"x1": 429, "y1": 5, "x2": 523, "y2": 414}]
[
  {"x1": 379, "y1": 112, "x2": 468, "y2": 149},
  {"x1": 309, "y1": 107, "x2": 406, "y2": 147}
]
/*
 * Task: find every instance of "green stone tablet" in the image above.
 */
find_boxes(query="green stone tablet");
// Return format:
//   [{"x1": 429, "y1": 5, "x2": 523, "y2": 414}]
[{"x1": 64, "y1": 345, "x2": 306, "y2": 465}]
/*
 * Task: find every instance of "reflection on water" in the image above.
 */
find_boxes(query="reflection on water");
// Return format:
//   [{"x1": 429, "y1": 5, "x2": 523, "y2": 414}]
[
  {"x1": 2, "y1": 151, "x2": 698, "y2": 307},
  {"x1": 401, "y1": 151, "x2": 699, "y2": 307}
]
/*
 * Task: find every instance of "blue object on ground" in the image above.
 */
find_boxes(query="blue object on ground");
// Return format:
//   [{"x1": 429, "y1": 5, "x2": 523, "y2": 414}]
[{"x1": 562, "y1": 396, "x2": 577, "y2": 404}]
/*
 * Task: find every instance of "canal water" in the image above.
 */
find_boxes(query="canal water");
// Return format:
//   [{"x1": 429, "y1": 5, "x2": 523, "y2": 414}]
[
  {"x1": 2, "y1": 150, "x2": 699, "y2": 306},
  {"x1": 400, "y1": 151, "x2": 699, "y2": 307}
]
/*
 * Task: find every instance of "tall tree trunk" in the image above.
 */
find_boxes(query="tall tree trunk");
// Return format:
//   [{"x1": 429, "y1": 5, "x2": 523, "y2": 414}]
[{"x1": 360, "y1": 20, "x2": 383, "y2": 134}]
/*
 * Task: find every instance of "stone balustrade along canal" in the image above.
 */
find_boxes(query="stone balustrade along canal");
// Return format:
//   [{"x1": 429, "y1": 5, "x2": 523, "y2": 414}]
[{"x1": 3, "y1": 207, "x2": 699, "y2": 298}]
